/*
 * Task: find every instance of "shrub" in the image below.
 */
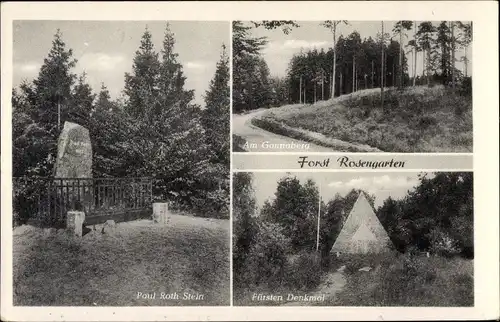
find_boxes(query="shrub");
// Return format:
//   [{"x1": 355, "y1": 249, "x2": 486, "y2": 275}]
[
  {"x1": 245, "y1": 222, "x2": 290, "y2": 288},
  {"x1": 13, "y1": 177, "x2": 52, "y2": 227},
  {"x1": 286, "y1": 251, "x2": 322, "y2": 291},
  {"x1": 416, "y1": 115, "x2": 438, "y2": 130},
  {"x1": 458, "y1": 77, "x2": 472, "y2": 97}
]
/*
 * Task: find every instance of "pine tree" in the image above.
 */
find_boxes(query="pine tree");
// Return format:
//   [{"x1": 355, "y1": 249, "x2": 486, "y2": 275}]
[
  {"x1": 13, "y1": 30, "x2": 78, "y2": 177},
  {"x1": 232, "y1": 21, "x2": 268, "y2": 112},
  {"x1": 157, "y1": 24, "x2": 195, "y2": 117},
  {"x1": 70, "y1": 72, "x2": 95, "y2": 127},
  {"x1": 124, "y1": 27, "x2": 161, "y2": 119},
  {"x1": 416, "y1": 22, "x2": 437, "y2": 86},
  {"x1": 321, "y1": 21, "x2": 348, "y2": 99},
  {"x1": 434, "y1": 21, "x2": 452, "y2": 84},
  {"x1": 32, "y1": 29, "x2": 78, "y2": 131},
  {"x1": 202, "y1": 44, "x2": 230, "y2": 166},
  {"x1": 393, "y1": 21, "x2": 413, "y2": 88},
  {"x1": 456, "y1": 22, "x2": 472, "y2": 77},
  {"x1": 94, "y1": 83, "x2": 114, "y2": 113}
]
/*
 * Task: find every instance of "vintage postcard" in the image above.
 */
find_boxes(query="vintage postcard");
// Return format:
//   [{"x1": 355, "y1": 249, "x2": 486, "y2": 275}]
[{"x1": 1, "y1": 1, "x2": 499, "y2": 322}]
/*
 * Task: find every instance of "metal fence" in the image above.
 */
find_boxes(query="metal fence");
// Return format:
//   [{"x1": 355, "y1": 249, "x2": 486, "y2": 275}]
[{"x1": 13, "y1": 177, "x2": 153, "y2": 226}]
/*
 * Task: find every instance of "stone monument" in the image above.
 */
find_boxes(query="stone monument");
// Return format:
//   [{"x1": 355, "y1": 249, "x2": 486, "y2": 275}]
[
  {"x1": 153, "y1": 202, "x2": 171, "y2": 224},
  {"x1": 54, "y1": 121, "x2": 92, "y2": 236},
  {"x1": 54, "y1": 121, "x2": 92, "y2": 178}
]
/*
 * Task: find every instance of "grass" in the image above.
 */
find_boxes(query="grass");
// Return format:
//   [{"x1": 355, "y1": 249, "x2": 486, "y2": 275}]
[
  {"x1": 328, "y1": 253, "x2": 474, "y2": 306},
  {"x1": 259, "y1": 86, "x2": 472, "y2": 152},
  {"x1": 233, "y1": 252, "x2": 323, "y2": 306},
  {"x1": 13, "y1": 214, "x2": 230, "y2": 306}
]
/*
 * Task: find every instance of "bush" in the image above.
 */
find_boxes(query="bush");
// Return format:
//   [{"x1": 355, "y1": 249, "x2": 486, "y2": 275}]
[
  {"x1": 286, "y1": 251, "x2": 322, "y2": 291},
  {"x1": 13, "y1": 177, "x2": 49, "y2": 227},
  {"x1": 458, "y1": 77, "x2": 472, "y2": 97},
  {"x1": 416, "y1": 115, "x2": 438, "y2": 130},
  {"x1": 373, "y1": 255, "x2": 473, "y2": 306},
  {"x1": 244, "y1": 222, "x2": 290, "y2": 288}
]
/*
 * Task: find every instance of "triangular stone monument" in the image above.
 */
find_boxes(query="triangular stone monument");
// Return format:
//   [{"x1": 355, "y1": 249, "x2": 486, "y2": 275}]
[{"x1": 330, "y1": 192, "x2": 392, "y2": 254}]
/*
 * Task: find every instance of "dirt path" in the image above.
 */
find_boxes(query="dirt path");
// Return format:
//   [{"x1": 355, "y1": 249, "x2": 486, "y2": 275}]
[
  {"x1": 281, "y1": 271, "x2": 346, "y2": 306},
  {"x1": 232, "y1": 108, "x2": 335, "y2": 152},
  {"x1": 233, "y1": 95, "x2": 381, "y2": 153}
]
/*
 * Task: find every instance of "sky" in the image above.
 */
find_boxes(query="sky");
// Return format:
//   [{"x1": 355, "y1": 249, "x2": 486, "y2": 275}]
[
  {"x1": 247, "y1": 21, "x2": 472, "y2": 79},
  {"x1": 249, "y1": 171, "x2": 433, "y2": 212},
  {"x1": 13, "y1": 21, "x2": 230, "y2": 107}
]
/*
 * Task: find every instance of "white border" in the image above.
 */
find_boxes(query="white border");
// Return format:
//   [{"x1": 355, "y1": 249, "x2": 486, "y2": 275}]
[{"x1": 2, "y1": 1, "x2": 499, "y2": 321}]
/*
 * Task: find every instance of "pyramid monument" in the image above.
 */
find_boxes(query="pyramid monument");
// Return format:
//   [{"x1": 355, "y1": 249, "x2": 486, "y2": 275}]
[{"x1": 330, "y1": 192, "x2": 393, "y2": 254}]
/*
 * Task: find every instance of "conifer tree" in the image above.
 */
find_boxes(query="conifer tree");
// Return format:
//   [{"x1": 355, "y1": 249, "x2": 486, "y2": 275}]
[
  {"x1": 14, "y1": 30, "x2": 78, "y2": 177},
  {"x1": 202, "y1": 44, "x2": 230, "y2": 166},
  {"x1": 416, "y1": 22, "x2": 437, "y2": 86},
  {"x1": 94, "y1": 83, "x2": 114, "y2": 113},
  {"x1": 232, "y1": 21, "x2": 268, "y2": 112},
  {"x1": 32, "y1": 29, "x2": 78, "y2": 131},
  {"x1": 124, "y1": 27, "x2": 160, "y2": 119},
  {"x1": 393, "y1": 21, "x2": 413, "y2": 88},
  {"x1": 157, "y1": 24, "x2": 195, "y2": 117},
  {"x1": 321, "y1": 20, "x2": 348, "y2": 98},
  {"x1": 70, "y1": 72, "x2": 95, "y2": 127}
]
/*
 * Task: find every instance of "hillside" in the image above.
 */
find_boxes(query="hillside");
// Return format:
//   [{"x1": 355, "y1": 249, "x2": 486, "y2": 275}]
[{"x1": 256, "y1": 86, "x2": 472, "y2": 153}]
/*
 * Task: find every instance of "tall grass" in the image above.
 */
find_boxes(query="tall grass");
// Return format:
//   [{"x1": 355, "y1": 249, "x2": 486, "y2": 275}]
[
  {"x1": 262, "y1": 86, "x2": 472, "y2": 152},
  {"x1": 330, "y1": 253, "x2": 473, "y2": 306}
]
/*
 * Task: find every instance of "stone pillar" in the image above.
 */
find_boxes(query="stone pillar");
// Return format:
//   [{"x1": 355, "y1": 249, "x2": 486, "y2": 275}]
[
  {"x1": 67, "y1": 211, "x2": 85, "y2": 237},
  {"x1": 153, "y1": 203, "x2": 170, "y2": 224}
]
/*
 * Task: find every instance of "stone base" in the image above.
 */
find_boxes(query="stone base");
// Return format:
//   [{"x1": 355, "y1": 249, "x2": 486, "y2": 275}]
[
  {"x1": 67, "y1": 211, "x2": 85, "y2": 237},
  {"x1": 152, "y1": 203, "x2": 170, "y2": 224}
]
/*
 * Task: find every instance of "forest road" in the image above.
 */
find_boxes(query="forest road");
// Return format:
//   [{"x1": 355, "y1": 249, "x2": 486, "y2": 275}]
[
  {"x1": 281, "y1": 271, "x2": 347, "y2": 306},
  {"x1": 232, "y1": 108, "x2": 335, "y2": 152}
]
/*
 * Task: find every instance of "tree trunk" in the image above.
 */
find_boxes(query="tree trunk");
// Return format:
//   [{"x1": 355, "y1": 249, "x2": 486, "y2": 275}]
[
  {"x1": 371, "y1": 60, "x2": 374, "y2": 88},
  {"x1": 413, "y1": 21, "x2": 417, "y2": 86},
  {"x1": 352, "y1": 57, "x2": 356, "y2": 93},
  {"x1": 392, "y1": 63, "x2": 395, "y2": 87},
  {"x1": 381, "y1": 21, "x2": 385, "y2": 109},
  {"x1": 321, "y1": 71, "x2": 324, "y2": 100},
  {"x1": 399, "y1": 31, "x2": 403, "y2": 88},
  {"x1": 427, "y1": 48, "x2": 431, "y2": 86},
  {"x1": 339, "y1": 72, "x2": 343, "y2": 96},
  {"x1": 299, "y1": 75, "x2": 302, "y2": 104},
  {"x1": 314, "y1": 84, "x2": 317, "y2": 104},
  {"x1": 422, "y1": 48, "x2": 426, "y2": 80},
  {"x1": 332, "y1": 27, "x2": 336, "y2": 99},
  {"x1": 304, "y1": 79, "x2": 307, "y2": 104},
  {"x1": 464, "y1": 47, "x2": 468, "y2": 77},
  {"x1": 451, "y1": 21, "x2": 456, "y2": 88}
]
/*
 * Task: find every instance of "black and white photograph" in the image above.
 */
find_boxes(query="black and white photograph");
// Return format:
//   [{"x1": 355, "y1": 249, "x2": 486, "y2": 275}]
[
  {"x1": 232, "y1": 21, "x2": 473, "y2": 153},
  {"x1": 233, "y1": 171, "x2": 474, "y2": 306},
  {"x1": 11, "y1": 20, "x2": 230, "y2": 306}
]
